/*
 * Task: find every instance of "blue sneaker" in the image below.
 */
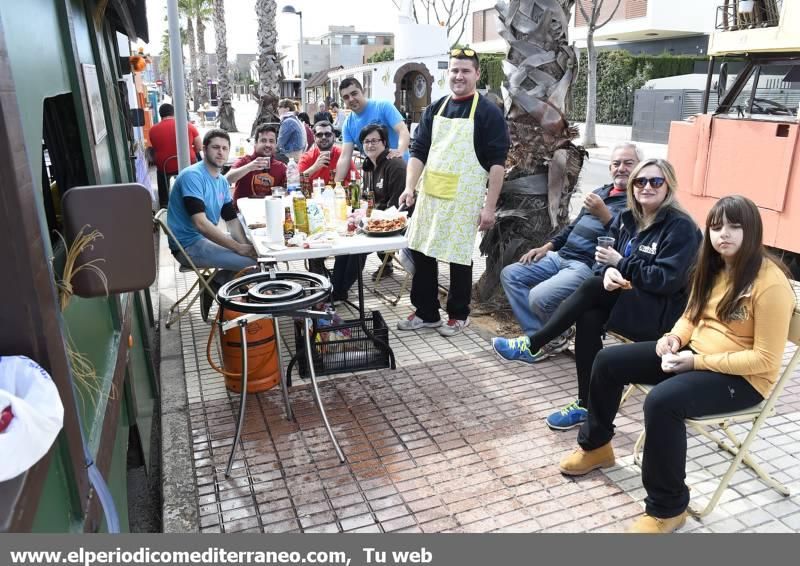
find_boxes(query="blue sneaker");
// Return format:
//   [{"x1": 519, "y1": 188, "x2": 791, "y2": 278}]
[
  {"x1": 546, "y1": 400, "x2": 588, "y2": 431},
  {"x1": 492, "y1": 336, "x2": 551, "y2": 364}
]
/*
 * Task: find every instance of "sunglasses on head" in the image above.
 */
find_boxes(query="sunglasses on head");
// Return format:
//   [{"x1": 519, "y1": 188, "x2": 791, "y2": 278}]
[
  {"x1": 632, "y1": 176, "x2": 666, "y2": 189},
  {"x1": 450, "y1": 48, "x2": 476, "y2": 57}
]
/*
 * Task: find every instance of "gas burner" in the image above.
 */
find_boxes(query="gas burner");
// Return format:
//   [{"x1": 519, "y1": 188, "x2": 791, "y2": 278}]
[{"x1": 217, "y1": 271, "x2": 331, "y2": 315}]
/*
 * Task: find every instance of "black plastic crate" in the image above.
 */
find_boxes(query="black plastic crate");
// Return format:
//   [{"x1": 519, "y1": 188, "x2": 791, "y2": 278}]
[{"x1": 293, "y1": 310, "x2": 391, "y2": 378}]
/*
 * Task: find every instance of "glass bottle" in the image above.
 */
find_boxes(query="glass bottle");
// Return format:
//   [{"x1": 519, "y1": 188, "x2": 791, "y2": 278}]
[{"x1": 283, "y1": 206, "x2": 295, "y2": 241}]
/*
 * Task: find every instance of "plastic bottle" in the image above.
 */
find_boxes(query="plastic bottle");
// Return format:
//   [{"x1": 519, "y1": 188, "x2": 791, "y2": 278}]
[
  {"x1": 334, "y1": 183, "x2": 348, "y2": 222},
  {"x1": 312, "y1": 178, "x2": 324, "y2": 201},
  {"x1": 286, "y1": 158, "x2": 300, "y2": 193},
  {"x1": 321, "y1": 185, "x2": 335, "y2": 226},
  {"x1": 293, "y1": 192, "x2": 309, "y2": 235}
]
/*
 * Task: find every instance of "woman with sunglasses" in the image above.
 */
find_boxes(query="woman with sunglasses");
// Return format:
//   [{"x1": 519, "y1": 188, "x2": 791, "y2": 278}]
[
  {"x1": 558, "y1": 195, "x2": 795, "y2": 533},
  {"x1": 493, "y1": 158, "x2": 702, "y2": 431}
]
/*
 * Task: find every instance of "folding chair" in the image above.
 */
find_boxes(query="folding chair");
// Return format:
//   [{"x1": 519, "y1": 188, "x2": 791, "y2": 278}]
[
  {"x1": 153, "y1": 208, "x2": 220, "y2": 329},
  {"x1": 370, "y1": 251, "x2": 411, "y2": 306},
  {"x1": 630, "y1": 283, "x2": 800, "y2": 518}
]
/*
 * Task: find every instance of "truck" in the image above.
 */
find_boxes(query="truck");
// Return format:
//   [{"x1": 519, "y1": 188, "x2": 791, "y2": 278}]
[{"x1": 668, "y1": 0, "x2": 800, "y2": 277}]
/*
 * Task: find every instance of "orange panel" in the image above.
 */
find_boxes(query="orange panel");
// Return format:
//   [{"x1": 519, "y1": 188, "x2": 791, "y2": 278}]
[{"x1": 705, "y1": 119, "x2": 798, "y2": 212}]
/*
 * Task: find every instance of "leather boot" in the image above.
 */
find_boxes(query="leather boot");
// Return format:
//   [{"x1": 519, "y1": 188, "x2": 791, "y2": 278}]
[{"x1": 558, "y1": 442, "x2": 615, "y2": 476}]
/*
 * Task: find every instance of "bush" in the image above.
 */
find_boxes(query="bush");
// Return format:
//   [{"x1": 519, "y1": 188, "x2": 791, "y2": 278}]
[
  {"x1": 367, "y1": 48, "x2": 394, "y2": 63},
  {"x1": 478, "y1": 54, "x2": 505, "y2": 92},
  {"x1": 568, "y1": 51, "x2": 704, "y2": 125}
]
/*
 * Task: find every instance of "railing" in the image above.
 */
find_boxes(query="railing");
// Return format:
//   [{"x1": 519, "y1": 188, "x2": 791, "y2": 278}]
[{"x1": 715, "y1": 0, "x2": 783, "y2": 32}]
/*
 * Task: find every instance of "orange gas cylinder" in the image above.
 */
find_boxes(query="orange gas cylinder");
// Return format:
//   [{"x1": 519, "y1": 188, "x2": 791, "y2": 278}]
[{"x1": 217, "y1": 307, "x2": 280, "y2": 393}]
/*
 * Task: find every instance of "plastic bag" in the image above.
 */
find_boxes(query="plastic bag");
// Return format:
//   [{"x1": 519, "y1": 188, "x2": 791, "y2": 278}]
[{"x1": 0, "y1": 356, "x2": 64, "y2": 481}]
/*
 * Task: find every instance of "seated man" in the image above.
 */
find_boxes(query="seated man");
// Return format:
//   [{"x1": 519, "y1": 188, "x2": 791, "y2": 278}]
[
  {"x1": 496, "y1": 143, "x2": 640, "y2": 353},
  {"x1": 226, "y1": 124, "x2": 287, "y2": 205},
  {"x1": 149, "y1": 103, "x2": 202, "y2": 209},
  {"x1": 330, "y1": 124, "x2": 407, "y2": 300},
  {"x1": 167, "y1": 129, "x2": 258, "y2": 320},
  {"x1": 299, "y1": 120, "x2": 358, "y2": 185}
]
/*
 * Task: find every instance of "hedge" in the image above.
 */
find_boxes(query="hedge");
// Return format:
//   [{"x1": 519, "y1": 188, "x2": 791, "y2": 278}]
[{"x1": 567, "y1": 51, "x2": 706, "y2": 125}]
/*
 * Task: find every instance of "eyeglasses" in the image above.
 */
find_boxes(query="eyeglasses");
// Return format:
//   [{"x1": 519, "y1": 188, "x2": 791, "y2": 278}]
[
  {"x1": 362, "y1": 138, "x2": 384, "y2": 146},
  {"x1": 315, "y1": 132, "x2": 333, "y2": 138},
  {"x1": 451, "y1": 48, "x2": 476, "y2": 57},
  {"x1": 632, "y1": 176, "x2": 666, "y2": 189}
]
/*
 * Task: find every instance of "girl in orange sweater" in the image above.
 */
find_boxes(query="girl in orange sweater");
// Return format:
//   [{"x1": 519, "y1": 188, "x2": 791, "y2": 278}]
[{"x1": 556, "y1": 195, "x2": 795, "y2": 533}]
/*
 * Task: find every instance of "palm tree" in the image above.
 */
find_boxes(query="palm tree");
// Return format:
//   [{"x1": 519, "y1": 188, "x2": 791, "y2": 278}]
[
  {"x1": 252, "y1": 0, "x2": 282, "y2": 136},
  {"x1": 474, "y1": 0, "x2": 585, "y2": 309},
  {"x1": 213, "y1": 0, "x2": 237, "y2": 131},
  {"x1": 195, "y1": 0, "x2": 213, "y2": 107}
]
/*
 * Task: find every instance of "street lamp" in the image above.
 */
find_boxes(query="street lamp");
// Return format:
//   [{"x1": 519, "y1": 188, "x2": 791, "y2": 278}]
[{"x1": 282, "y1": 5, "x2": 304, "y2": 113}]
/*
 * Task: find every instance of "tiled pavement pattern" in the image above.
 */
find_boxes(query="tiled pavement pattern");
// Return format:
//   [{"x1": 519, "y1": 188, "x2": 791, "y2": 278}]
[{"x1": 157, "y1": 235, "x2": 800, "y2": 533}]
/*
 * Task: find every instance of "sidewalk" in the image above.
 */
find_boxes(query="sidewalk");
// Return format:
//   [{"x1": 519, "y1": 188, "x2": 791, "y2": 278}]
[
  {"x1": 157, "y1": 234, "x2": 800, "y2": 533},
  {"x1": 573, "y1": 123, "x2": 668, "y2": 160}
]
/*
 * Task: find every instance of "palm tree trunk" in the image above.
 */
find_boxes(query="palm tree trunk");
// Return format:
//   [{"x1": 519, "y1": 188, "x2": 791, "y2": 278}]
[
  {"x1": 197, "y1": 15, "x2": 209, "y2": 106},
  {"x1": 474, "y1": 0, "x2": 585, "y2": 310},
  {"x1": 214, "y1": 0, "x2": 237, "y2": 132},
  {"x1": 186, "y1": 17, "x2": 199, "y2": 112},
  {"x1": 252, "y1": 0, "x2": 281, "y2": 136}
]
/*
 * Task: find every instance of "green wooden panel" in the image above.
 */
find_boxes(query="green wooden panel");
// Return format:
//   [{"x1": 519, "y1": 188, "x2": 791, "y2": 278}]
[
  {"x1": 128, "y1": 299, "x2": 157, "y2": 470},
  {"x1": 31, "y1": 445, "x2": 83, "y2": 533}
]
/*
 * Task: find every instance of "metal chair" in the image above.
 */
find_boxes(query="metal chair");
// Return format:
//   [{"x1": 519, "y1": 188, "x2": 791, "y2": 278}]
[
  {"x1": 153, "y1": 208, "x2": 219, "y2": 328},
  {"x1": 630, "y1": 284, "x2": 800, "y2": 518},
  {"x1": 370, "y1": 251, "x2": 411, "y2": 306}
]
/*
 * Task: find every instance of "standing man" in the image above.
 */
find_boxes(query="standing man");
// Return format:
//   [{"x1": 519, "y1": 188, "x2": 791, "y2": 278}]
[
  {"x1": 330, "y1": 102, "x2": 347, "y2": 135},
  {"x1": 149, "y1": 103, "x2": 202, "y2": 209},
  {"x1": 226, "y1": 124, "x2": 287, "y2": 205},
  {"x1": 277, "y1": 98, "x2": 306, "y2": 161},
  {"x1": 398, "y1": 48, "x2": 510, "y2": 337},
  {"x1": 299, "y1": 121, "x2": 358, "y2": 185},
  {"x1": 167, "y1": 129, "x2": 257, "y2": 319},
  {"x1": 333, "y1": 78, "x2": 410, "y2": 183},
  {"x1": 313, "y1": 101, "x2": 333, "y2": 125}
]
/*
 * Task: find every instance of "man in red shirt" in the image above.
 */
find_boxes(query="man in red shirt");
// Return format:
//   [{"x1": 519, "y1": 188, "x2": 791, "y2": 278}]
[
  {"x1": 226, "y1": 124, "x2": 287, "y2": 205},
  {"x1": 149, "y1": 103, "x2": 202, "y2": 208},
  {"x1": 298, "y1": 120, "x2": 357, "y2": 184}
]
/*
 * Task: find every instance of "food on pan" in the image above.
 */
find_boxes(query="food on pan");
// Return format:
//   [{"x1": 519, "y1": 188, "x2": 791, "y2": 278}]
[{"x1": 367, "y1": 216, "x2": 406, "y2": 232}]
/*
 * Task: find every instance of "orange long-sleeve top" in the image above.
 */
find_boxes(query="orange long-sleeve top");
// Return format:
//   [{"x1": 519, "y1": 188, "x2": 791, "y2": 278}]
[{"x1": 669, "y1": 259, "x2": 795, "y2": 398}]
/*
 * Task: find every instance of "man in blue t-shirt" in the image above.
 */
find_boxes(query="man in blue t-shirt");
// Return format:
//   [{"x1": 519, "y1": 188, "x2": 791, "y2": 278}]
[
  {"x1": 334, "y1": 77, "x2": 410, "y2": 183},
  {"x1": 167, "y1": 128, "x2": 257, "y2": 319}
]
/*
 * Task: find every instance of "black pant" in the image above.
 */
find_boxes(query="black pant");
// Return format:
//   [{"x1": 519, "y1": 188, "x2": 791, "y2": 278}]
[
  {"x1": 409, "y1": 249, "x2": 472, "y2": 322},
  {"x1": 331, "y1": 253, "x2": 367, "y2": 299},
  {"x1": 579, "y1": 341, "x2": 763, "y2": 518},
  {"x1": 156, "y1": 169, "x2": 177, "y2": 209},
  {"x1": 528, "y1": 276, "x2": 619, "y2": 404}
]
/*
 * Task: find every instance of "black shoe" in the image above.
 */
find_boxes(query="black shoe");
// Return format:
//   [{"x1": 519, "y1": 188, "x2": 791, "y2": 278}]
[
  {"x1": 371, "y1": 265, "x2": 393, "y2": 281},
  {"x1": 200, "y1": 290, "x2": 213, "y2": 322}
]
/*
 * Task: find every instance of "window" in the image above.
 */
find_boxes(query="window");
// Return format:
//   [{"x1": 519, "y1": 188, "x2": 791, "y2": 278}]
[
  {"x1": 472, "y1": 8, "x2": 500, "y2": 43},
  {"x1": 363, "y1": 71, "x2": 373, "y2": 99}
]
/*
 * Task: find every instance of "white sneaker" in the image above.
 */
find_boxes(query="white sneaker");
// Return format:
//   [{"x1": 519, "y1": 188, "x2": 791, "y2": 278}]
[
  {"x1": 437, "y1": 318, "x2": 470, "y2": 337},
  {"x1": 397, "y1": 313, "x2": 442, "y2": 331}
]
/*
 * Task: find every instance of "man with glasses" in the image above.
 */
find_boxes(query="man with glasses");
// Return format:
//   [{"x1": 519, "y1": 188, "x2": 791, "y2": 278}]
[
  {"x1": 494, "y1": 143, "x2": 640, "y2": 358},
  {"x1": 299, "y1": 120, "x2": 358, "y2": 185},
  {"x1": 167, "y1": 129, "x2": 257, "y2": 320},
  {"x1": 333, "y1": 78, "x2": 410, "y2": 183},
  {"x1": 398, "y1": 48, "x2": 510, "y2": 337},
  {"x1": 227, "y1": 124, "x2": 287, "y2": 205}
]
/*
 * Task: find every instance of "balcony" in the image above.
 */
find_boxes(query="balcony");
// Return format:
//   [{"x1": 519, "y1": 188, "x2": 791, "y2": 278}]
[{"x1": 715, "y1": 0, "x2": 783, "y2": 32}]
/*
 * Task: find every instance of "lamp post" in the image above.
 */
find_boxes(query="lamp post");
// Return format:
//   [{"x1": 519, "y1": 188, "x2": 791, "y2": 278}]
[{"x1": 282, "y1": 5, "x2": 304, "y2": 113}]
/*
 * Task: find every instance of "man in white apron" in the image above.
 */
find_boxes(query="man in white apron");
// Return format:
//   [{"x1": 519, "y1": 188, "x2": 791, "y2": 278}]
[{"x1": 398, "y1": 49, "x2": 510, "y2": 337}]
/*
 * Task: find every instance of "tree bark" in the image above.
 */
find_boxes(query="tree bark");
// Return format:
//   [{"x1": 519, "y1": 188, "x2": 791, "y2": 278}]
[
  {"x1": 583, "y1": 30, "x2": 598, "y2": 147},
  {"x1": 474, "y1": 0, "x2": 585, "y2": 310},
  {"x1": 197, "y1": 15, "x2": 209, "y2": 106},
  {"x1": 214, "y1": 0, "x2": 238, "y2": 132},
  {"x1": 186, "y1": 18, "x2": 198, "y2": 112},
  {"x1": 253, "y1": 0, "x2": 281, "y2": 136}
]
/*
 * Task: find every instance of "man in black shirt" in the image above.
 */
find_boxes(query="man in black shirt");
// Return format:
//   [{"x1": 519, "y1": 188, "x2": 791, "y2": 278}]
[
  {"x1": 398, "y1": 48, "x2": 510, "y2": 337},
  {"x1": 313, "y1": 101, "x2": 333, "y2": 125}
]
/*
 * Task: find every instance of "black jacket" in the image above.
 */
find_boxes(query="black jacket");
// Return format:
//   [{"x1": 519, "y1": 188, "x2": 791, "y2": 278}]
[
  {"x1": 362, "y1": 149, "x2": 408, "y2": 212},
  {"x1": 599, "y1": 206, "x2": 702, "y2": 341}
]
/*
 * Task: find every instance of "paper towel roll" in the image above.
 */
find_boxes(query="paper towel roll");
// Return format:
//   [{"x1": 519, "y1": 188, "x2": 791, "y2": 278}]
[{"x1": 265, "y1": 197, "x2": 285, "y2": 243}]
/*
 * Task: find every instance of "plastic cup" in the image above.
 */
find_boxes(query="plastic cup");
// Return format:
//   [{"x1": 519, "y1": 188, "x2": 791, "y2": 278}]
[{"x1": 597, "y1": 236, "x2": 615, "y2": 249}]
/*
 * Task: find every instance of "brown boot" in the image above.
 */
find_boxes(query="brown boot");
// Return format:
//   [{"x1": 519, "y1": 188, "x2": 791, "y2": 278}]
[
  {"x1": 558, "y1": 443, "x2": 615, "y2": 476},
  {"x1": 626, "y1": 511, "x2": 688, "y2": 534}
]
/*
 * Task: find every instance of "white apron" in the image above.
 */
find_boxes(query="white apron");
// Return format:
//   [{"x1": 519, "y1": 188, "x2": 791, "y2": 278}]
[{"x1": 406, "y1": 93, "x2": 489, "y2": 266}]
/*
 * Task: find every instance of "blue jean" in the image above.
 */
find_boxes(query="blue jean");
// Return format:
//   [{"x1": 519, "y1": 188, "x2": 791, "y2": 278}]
[
  {"x1": 175, "y1": 237, "x2": 256, "y2": 284},
  {"x1": 500, "y1": 251, "x2": 593, "y2": 335}
]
